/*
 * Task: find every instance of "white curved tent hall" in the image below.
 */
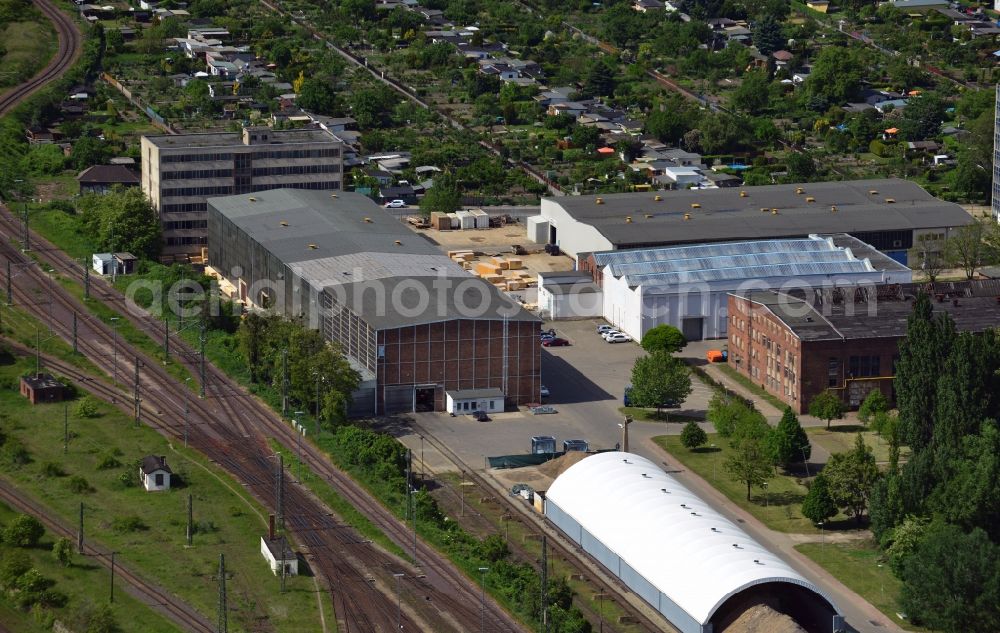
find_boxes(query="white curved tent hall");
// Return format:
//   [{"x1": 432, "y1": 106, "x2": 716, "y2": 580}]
[{"x1": 544, "y1": 452, "x2": 845, "y2": 633}]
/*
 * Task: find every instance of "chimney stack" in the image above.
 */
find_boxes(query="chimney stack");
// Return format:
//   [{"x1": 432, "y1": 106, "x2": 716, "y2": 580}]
[{"x1": 268, "y1": 514, "x2": 275, "y2": 540}]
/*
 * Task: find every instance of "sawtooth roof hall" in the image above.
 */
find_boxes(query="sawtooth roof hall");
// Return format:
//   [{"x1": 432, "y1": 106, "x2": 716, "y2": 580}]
[{"x1": 529, "y1": 178, "x2": 974, "y2": 265}]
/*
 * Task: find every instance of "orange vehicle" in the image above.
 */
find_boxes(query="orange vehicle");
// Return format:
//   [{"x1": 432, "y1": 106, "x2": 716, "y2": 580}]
[{"x1": 706, "y1": 350, "x2": 725, "y2": 363}]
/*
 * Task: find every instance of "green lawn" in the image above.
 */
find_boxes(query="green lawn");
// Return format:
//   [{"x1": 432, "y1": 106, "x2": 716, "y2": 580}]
[
  {"x1": 619, "y1": 405, "x2": 704, "y2": 423},
  {"x1": 28, "y1": 206, "x2": 97, "y2": 261},
  {"x1": 713, "y1": 363, "x2": 788, "y2": 411},
  {"x1": 0, "y1": 499, "x2": 179, "y2": 632},
  {"x1": 796, "y1": 542, "x2": 928, "y2": 631},
  {"x1": 654, "y1": 434, "x2": 856, "y2": 533},
  {"x1": 806, "y1": 426, "x2": 911, "y2": 464},
  {"x1": 0, "y1": 355, "x2": 326, "y2": 632}
]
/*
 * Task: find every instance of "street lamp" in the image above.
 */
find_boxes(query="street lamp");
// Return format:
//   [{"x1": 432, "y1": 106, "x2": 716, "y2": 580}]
[
  {"x1": 109, "y1": 317, "x2": 120, "y2": 386},
  {"x1": 393, "y1": 573, "x2": 404, "y2": 630},
  {"x1": 818, "y1": 521, "x2": 825, "y2": 546},
  {"x1": 762, "y1": 481, "x2": 769, "y2": 515},
  {"x1": 618, "y1": 415, "x2": 632, "y2": 453},
  {"x1": 478, "y1": 566, "x2": 489, "y2": 633}
]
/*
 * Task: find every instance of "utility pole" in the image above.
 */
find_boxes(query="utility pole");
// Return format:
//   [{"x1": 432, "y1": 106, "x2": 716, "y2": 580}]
[
  {"x1": 619, "y1": 415, "x2": 633, "y2": 453},
  {"x1": 63, "y1": 403, "x2": 68, "y2": 454},
  {"x1": 314, "y1": 371, "x2": 321, "y2": 436},
  {"x1": 281, "y1": 349, "x2": 288, "y2": 415},
  {"x1": 199, "y1": 323, "x2": 206, "y2": 398},
  {"x1": 6, "y1": 259, "x2": 11, "y2": 304},
  {"x1": 405, "y1": 449, "x2": 412, "y2": 520},
  {"x1": 293, "y1": 411, "x2": 304, "y2": 482},
  {"x1": 110, "y1": 551, "x2": 116, "y2": 603},
  {"x1": 217, "y1": 553, "x2": 228, "y2": 633},
  {"x1": 275, "y1": 453, "x2": 284, "y2": 530},
  {"x1": 110, "y1": 317, "x2": 119, "y2": 386},
  {"x1": 77, "y1": 503, "x2": 84, "y2": 553},
  {"x1": 34, "y1": 327, "x2": 40, "y2": 375},
  {"x1": 541, "y1": 535, "x2": 548, "y2": 633},
  {"x1": 22, "y1": 202, "x2": 29, "y2": 252},
  {"x1": 72, "y1": 312, "x2": 77, "y2": 353},
  {"x1": 183, "y1": 377, "x2": 191, "y2": 446},
  {"x1": 133, "y1": 356, "x2": 141, "y2": 426},
  {"x1": 279, "y1": 536, "x2": 287, "y2": 593},
  {"x1": 83, "y1": 258, "x2": 89, "y2": 300},
  {"x1": 163, "y1": 317, "x2": 169, "y2": 362},
  {"x1": 186, "y1": 494, "x2": 193, "y2": 546},
  {"x1": 478, "y1": 566, "x2": 489, "y2": 633}
]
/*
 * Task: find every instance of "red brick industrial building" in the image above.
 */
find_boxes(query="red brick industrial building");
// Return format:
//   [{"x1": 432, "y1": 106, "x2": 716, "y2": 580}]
[{"x1": 727, "y1": 281, "x2": 1000, "y2": 413}]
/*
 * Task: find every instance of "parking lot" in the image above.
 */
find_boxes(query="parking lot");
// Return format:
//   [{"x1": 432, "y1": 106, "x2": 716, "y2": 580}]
[{"x1": 409, "y1": 318, "x2": 716, "y2": 469}]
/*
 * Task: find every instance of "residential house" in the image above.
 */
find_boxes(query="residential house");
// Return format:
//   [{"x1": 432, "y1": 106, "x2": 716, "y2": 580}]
[
  {"x1": 633, "y1": 0, "x2": 664, "y2": 11},
  {"x1": 76, "y1": 164, "x2": 140, "y2": 195}
]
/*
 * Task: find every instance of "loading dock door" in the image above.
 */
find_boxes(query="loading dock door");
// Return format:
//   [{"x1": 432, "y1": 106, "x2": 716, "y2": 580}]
[
  {"x1": 682, "y1": 317, "x2": 704, "y2": 341},
  {"x1": 384, "y1": 385, "x2": 414, "y2": 414}
]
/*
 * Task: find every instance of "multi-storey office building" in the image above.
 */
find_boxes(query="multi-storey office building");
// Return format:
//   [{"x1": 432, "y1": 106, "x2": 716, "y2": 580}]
[{"x1": 141, "y1": 126, "x2": 343, "y2": 260}]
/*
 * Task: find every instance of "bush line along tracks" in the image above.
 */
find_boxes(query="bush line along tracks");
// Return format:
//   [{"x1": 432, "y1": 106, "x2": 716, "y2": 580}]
[{"x1": 0, "y1": 207, "x2": 525, "y2": 633}]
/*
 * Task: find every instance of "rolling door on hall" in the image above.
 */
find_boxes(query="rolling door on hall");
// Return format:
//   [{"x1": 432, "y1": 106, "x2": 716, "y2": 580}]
[
  {"x1": 682, "y1": 317, "x2": 704, "y2": 341},
  {"x1": 383, "y1": 385, "x2": 414, "y2": 414}
]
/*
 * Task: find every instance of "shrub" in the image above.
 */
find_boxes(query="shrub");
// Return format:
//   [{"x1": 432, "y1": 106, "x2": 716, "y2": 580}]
[
  {"x1": 74, "y1": 396, "x2": 101, "y2": 419},
  {"x1": 4, "y1": 514, "x2": 45, "y2": 547},
  {"x1": 111, "y1": 516, "x2": 147, "y2": 534},
  {"x1": 2, "y1": 439, "x2": 31, "y2": 467},
  {"x1": 117, "y1": 470, "x2": 136, "y2": 487},
  {"x1": 39, "y1": 462, "x2": 65, "y2": 478},
  {"x1": 67, "y1": 476, "x2": 94, "y2": 494},
  {"x1": 0, "y1": 549, "x2": 30, "y2": 588},
  {"x1": 680, "y1": 421, "x2": 708, "y2": 450},
  {"x1": 52, "y1": 537, "x2": 73, "y2": 567},
  {"x1": 96, "y1": 454, "x2": 121, "y2": 470}
]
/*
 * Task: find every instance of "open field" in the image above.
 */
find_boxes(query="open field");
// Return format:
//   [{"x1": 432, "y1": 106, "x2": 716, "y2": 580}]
[
  {"x1": 806, "y1": 426, "x2": 910, "y2": 465},
  {"x1": 0, "y1": 20, "x2": 56, "y2": 90},
  {"x1": 0, "y1": 353, "x2": 325, "y2": 632}
]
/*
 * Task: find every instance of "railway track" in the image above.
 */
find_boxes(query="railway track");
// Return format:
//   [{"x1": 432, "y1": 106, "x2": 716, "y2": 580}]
[
  {"x1": 0, "y1": 462, "x2": 215, "y2": 633},
  {"x1": 410, "y1": 420, "x2": 676, "y2": 633},
  {"x1": 0, "y1": 207, "x2": 527, "y2": 632},
  {"x1": 0, "y1": 0, "x2": 82, "y2": 116}
]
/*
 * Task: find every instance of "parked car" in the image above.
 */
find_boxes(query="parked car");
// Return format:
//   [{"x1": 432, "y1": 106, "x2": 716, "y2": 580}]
[
  {"x1": 596, "y1": 324, "x2": 615, "y2": 334},
  {"x1": 540, "y1": 332, "x2": 555, "y2": 341},
  {"x1": 472, "y1": 410, "x2": 490, "y2": 422},
  {"x1": 539, "y1": 385, "x2": 550, "y2": 397},
  {"x1": 601, "y1": 329, "x2": 624, "y2": 341},
  {"x1": 530, "y1": 405, "x2": 557, "y2": 415},
  {"x1": 384, "y1": 199, "x2": 407, "y2": 208},
  {"x1": 542, "y1": 337, "x2": 569, "y2": 347},
  {"x1": 605, "y1": 332, "x2": 632, "y2": 344}
]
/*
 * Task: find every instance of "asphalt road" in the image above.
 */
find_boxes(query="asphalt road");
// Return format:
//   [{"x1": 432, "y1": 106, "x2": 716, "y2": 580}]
[{"x1": 414, "y1": 317, "x2": 899, "y2": 633}]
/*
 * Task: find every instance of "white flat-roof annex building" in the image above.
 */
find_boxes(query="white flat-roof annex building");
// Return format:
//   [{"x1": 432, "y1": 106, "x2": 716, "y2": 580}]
[
  {"x1": 592, "y1": 234, "x2": 910, "y2": 341},
  {"x1": 545, "y1": 452, "x2": 844, "y2": 633}
]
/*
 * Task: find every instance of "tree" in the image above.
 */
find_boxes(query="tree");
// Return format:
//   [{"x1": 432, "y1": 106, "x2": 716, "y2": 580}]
[
  {"x1": 900, "y1": 522, "x2": 1000, "y2": 633},
  {"x1": 895, "y1": 293, "x2": 953, "y2": 451},
  {"x1": 70, "y1": 136, "x2": 112, "y2": 171},
  {"x1": 724, "y1": 436, "x2": 772, "y2": 501},
  {"x1": 350, "y1": 86, "x2": 397, "y2": 128},
  {"x1": 296, "y1": 78, "x2": 338, "y2": 116},
  {"x1": 886, "y1": 515, "x2": 928, "y2": 576},
  {"x1": 629, "y1": 351, "x2": 692, "y2": 415},
  {"x1": 909, "y1": 233, "x2": 948, "y2": 282},
  {"x1": 899, "y1": 93, "x2": 946, "y2": 141},
  {"x1": 78, "y1": 188, "x2": 162, "y2": 260},
  {"x1": 420, "y1": 173, "x2": 461, "y2": 215},
  {"x1": 52, "y1": 537, "x2": 73, "y2": 567},
  {"x1": 752, "y1": 15, "x2": 784, "y2": 56},
  {"x1": 785, "y1": 151, "x2": 816, "y2": 181},
  {"x1": 640, "y1": 324, "x2": 687, "y2": 354},
  {"x1": 804, "y1": 46, "x2": 864, "y2": 104},
  {"x1": 708, "y1": 392, "x2": 756, "y2": 438},
  {"x1": 824, "y1": 434, "x2": 879, "y2": 523},
  {"x1": 730, "y1": 71, "x2": 771, "y2": 115},
  {"x1": 4, "y1": 514, "x2": 45, "y2": 548},
  {"x1": 582, "y1": 59, "x2": 616, "y2": 99},
  {"x1": 808, "y1": 389, "x2": 845, "y2": 429},
  {"x1": 801, "y1": 473, "x2": 837, "y2": 525},
  {"x1": 768, "y1": 407, "x2": 811, "y2": 468},
  {"x1": 680, "y1": 421, "x2": 707, "y2": 450},
  {"x1": 858, "y1": 389, "x2": 889, "y2": 427},
  {"x1": 945, "y1": 217, "x2": 998, "y2": 280},
  {"x1": 644, "y1": 100, "x2": 695, "y2": 144}
]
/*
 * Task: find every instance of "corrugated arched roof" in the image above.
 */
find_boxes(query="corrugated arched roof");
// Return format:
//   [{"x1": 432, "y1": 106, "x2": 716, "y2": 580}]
[{"x1": 545, "y1": 451, "x2": 838, "y2": 626}]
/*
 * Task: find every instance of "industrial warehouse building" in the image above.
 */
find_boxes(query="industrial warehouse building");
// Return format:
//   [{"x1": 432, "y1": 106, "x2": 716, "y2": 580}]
[
  {"x1": 529, "y1": 178, "x2": 973, "y2": 265},
  {"x1": 727, "y1": 280, "x2": 1000, "y2": 413},
  {"x1": 589, "y1": 234, "x2": 910, "y2": 341},
  {"x1": 207, "y1": 189, "x2": 541, "y2": 415},
  {"x1": 545, "y1": 452, "x2": 843, "y2": 633}
]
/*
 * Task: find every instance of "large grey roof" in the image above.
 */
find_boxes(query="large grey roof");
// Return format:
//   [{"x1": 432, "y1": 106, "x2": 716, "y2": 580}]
[
  {"x1": 208, "y1": 189, "x2": 539, "y2": 328},
  {"x1": 733, "y1": 280, "x2": 1000, "y2": 341},
  {"x1": 551, "y1": 179, "x2": 973, "y2": 247},
  {"x1": 593, "y1": 234, "x2": 909, "y2": 288}
]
